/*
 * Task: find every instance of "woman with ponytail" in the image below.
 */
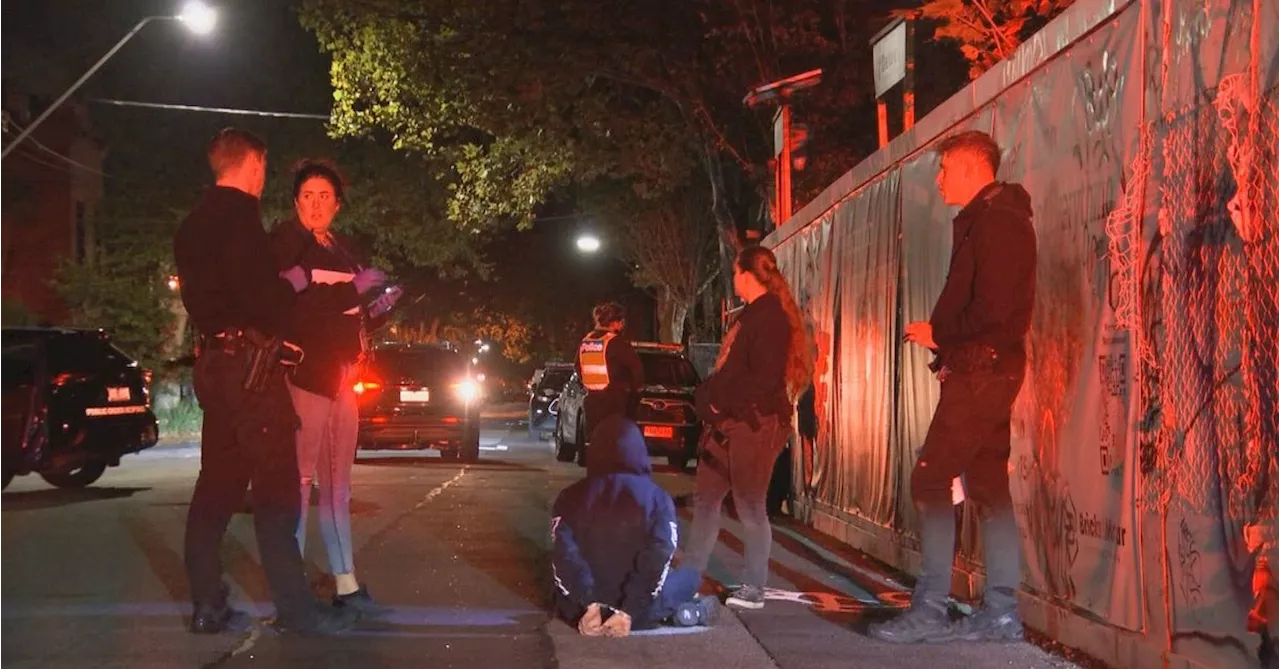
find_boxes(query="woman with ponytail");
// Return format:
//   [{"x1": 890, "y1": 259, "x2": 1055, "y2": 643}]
[{"x1": 684, "y1": 246, "x2": 813, "y2": 610}]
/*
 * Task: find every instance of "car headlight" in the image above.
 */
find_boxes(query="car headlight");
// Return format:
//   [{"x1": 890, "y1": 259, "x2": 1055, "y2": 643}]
[{"x1": 453, "y1": 379, "x2": 481, "y2": 403}]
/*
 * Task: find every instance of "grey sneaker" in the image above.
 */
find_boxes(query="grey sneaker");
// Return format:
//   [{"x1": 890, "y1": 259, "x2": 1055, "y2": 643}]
[
  {"x1": 942, "y1": 606, "x2": 1023, "y2": 642},
  {"x1": 868, "y1": 605, "x2": 951, "y2": 644},
  {"x1": 726, "y1": 585, "x2": 765, "y2": 610}
]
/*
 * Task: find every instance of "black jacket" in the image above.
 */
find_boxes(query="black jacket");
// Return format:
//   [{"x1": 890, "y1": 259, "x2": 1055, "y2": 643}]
[
  {"x1": 696, "y1": 292, "x2": 793, "y2": 426},
  {"x1": 929, "y1": 182, "x2": 1037, "y2": 370},
  {"x1": 551, "y1": 415, "x2": 678, "y2": 628},
  {"x1": 175, "y1": 187, "x2": 356, "y2": 338},
  {"x1": 269, "y1": 218, "x2": 367, "y2": 398}
]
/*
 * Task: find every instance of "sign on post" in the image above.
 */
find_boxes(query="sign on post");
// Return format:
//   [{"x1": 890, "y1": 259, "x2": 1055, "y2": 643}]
[{"x1": 872, "y1": 19, "x2": 907, "y2": 98}]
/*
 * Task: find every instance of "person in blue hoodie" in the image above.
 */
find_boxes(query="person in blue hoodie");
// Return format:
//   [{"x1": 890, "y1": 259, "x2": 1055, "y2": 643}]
[{"x1": 551, "y1": 415, "x2": 719, "y2": 637}]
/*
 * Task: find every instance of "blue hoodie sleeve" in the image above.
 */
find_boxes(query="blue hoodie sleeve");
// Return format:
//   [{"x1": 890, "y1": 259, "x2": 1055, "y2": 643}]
[
  {"x1": 619, "y1": 491, "x2": 679, "y2": 618},
  {"x1": 551, "y1": 492, "x2": 595, "y2": 609}
]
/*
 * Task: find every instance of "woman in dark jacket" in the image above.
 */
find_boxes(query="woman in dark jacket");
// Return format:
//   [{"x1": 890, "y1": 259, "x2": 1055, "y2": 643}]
[
  {"x1": 270, "y1": 159, "x2": 396, "y2": 612},
  {"x1": 683, "y1": 246, "x2": 813, "y2": 610}
]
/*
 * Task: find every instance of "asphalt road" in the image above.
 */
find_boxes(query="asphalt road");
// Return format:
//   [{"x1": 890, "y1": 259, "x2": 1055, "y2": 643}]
[{"x1": 1, "y1": 410, "x2": 1079, "y2": 668}]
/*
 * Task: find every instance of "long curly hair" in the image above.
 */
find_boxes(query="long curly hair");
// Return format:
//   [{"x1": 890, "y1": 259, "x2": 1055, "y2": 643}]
[{"x1": 736, "y1": 246, "x2": 813, "y2": 400}]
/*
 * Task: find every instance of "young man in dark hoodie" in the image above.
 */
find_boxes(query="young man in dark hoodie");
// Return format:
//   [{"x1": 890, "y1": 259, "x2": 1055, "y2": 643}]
[
  {"x1": 551, "y1": 415, "x2": 719, "y2": 636},
  {"x1": 870, "y1": 130, "x2": 1036, "y2": 644}
]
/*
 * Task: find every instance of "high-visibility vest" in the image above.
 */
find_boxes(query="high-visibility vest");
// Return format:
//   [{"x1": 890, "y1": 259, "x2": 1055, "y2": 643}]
[{"x1": 578, "y1": 331, "x2": 615, "y2": 391}]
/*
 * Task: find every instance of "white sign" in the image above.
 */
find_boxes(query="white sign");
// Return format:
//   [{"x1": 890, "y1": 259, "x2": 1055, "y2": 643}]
[{"x1": 872, "y1": 21, "x2": 907, "y2": 97}]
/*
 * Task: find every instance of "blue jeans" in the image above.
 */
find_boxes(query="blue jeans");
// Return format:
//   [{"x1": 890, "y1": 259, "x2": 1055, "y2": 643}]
[{"x1": 288, "y1": 373, "x2": 359, "y2": 576}]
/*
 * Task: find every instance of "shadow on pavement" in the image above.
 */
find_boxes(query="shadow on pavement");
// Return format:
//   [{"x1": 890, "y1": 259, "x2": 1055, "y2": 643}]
[{"x1": 1, "y1": 486, "x2": 152, "y2": 511}]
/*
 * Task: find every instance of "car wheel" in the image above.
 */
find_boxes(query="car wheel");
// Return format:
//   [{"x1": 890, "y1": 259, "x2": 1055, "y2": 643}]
[
  {"x1": 553, "y1": 416, "x2": 576, "y2": 462},
  {"x1": 40, "y1": 461, "x2": 107, "y2": 488},
  {"x1": 666, "y1": 454, "x2": 691, "y2": 472}
]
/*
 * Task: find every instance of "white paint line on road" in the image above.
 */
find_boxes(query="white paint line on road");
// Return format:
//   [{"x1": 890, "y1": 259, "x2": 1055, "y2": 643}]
[
  {"x1": 413, "y1": 467, "x2": 467, "y2": 511},
  {"x1": 229, "y1": 626, "x2": 262, "y2": 658}
]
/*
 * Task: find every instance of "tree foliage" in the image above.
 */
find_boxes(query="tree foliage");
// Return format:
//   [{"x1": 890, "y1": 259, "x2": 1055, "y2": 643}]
[
  {"x1": 299, "y1": 0, "x2": 889, "y2": 296},
  {"x1": 913, "y1": 0, "x2": 1075, "y2": 79}
]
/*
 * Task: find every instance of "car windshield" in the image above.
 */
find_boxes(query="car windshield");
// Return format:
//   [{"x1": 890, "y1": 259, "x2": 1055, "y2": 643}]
[
  {"x1": 1, "y1": 331, "x2": 134, "y2": 375},
  {"x1": 538, "y1": 369, "x2": 572, "y2": 391},
  {"x1": 639, "y1": 353, "x2": 698, "y2": 387},
  {"x1": 370, "y1": 348, "x2": 467, "y2": 385}
]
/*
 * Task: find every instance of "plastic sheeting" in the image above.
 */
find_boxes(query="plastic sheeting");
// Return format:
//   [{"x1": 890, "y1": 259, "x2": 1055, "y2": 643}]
[{"x1": 767, "y1": 0, "x2": 1277, "y2": 660}]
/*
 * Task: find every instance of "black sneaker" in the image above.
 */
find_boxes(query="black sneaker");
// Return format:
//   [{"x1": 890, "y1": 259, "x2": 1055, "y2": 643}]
[
  {"x1": 190, "y1": 604, "x2": 255, "y2": 634},
  {"x1": 189, "y1": 583, "x2": 255, "y2": 634},
  {"x1": 867, "y1": 605, "x2": 951, "y2": 644},
  {"x1": 672, "y1": 595, "x2": 721, "y2": 626},
  {"x1": 275, "y1": 604, "x2": 361, "y2": 636},
  {"x1": 941, "y1": 606, "x2": 1023, "y2": 642},
  {"x1": 726, "y1": 585, "x2": 765, "y2": 610},
  {"x1": 333, "y1": 584, "x2": 387, "y2": 615}
]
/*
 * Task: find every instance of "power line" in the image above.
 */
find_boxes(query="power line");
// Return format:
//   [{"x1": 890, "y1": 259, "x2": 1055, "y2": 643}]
[
  {"x1": 89, "y1": 98, "x2": 330, "y2": 120},
  {"x1": 2, "y1": 117, "x2": 110, "y2": 177}
]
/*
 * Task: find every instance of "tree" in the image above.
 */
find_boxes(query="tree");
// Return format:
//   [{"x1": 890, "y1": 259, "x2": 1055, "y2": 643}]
[
  {"x1": 299, "y1": 0, "x2": 887, "y2": 302},
  {"x1": 912, "y1": 0, "x2": 1076, "y2": 79},
  {"x1": 587, "y1": 184, "x2": 721, "y2": 343}
]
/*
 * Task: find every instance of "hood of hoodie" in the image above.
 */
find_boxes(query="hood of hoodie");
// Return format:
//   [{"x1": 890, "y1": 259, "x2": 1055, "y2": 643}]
[
  {"x1": 586, "y1": 415, "x2": 652, "y2": 478},
  {"x1": 952, "y1": 182, "x2": 1033, "y2": 242}
]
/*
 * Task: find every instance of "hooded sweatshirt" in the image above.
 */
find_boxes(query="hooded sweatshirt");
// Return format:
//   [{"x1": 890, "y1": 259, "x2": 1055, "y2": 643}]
[
  {"x1": 929, "y1": 181, "x2": 1037, "y2": 371},
  {"x1": 550, "y1": 415, "x2": 678, "y2": 627}
]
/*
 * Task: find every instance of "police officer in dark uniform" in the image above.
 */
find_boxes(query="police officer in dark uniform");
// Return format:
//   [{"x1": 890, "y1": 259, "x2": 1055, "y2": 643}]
[
  {"x1": 173, "y1": 128, "x2": 386, "y2": 635},
  {"x1": 575, "y1": 302, "x2": 644, "y2": 447}
]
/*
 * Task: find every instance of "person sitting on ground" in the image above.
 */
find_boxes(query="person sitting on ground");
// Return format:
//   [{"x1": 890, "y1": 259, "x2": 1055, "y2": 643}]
[{"x1": 551, "y1": 415, "x2": 719, "y2": 637}]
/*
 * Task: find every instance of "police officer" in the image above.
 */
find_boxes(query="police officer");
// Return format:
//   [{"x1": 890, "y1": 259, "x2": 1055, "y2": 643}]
[
  {"x1": 576, "y1": 301, "x2": 644, "y2": 446},
  {"x1": 173, "y1": 128, "x2": 386, "y2": 635}
]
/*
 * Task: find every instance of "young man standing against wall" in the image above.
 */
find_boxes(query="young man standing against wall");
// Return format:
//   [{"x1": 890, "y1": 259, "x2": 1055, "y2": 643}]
[{"x1": 871, "y1": 130, "x2": 1037, "y2": 644}]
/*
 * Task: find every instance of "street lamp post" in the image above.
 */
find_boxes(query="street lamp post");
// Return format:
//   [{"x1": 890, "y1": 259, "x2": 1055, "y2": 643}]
[{"x1": 1, "y1": 2, "x2": 217, "y2": 160}]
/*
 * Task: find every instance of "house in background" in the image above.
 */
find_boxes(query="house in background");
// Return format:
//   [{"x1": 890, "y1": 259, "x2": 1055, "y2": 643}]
[{"x1": 1, "y1": 44, "x2": 107, "y2": 325}]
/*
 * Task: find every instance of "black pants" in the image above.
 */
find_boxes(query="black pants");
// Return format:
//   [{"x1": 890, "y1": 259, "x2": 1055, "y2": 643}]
[
  {"x1": 910, "y1": 368, "x2": 1025, "y2": 509},
  {"x1": 184, "y1": 348, "x2": 315, "y2": 625},
  {"x1": 583, "y1": 391, "x2": 635, "y2": 442}
]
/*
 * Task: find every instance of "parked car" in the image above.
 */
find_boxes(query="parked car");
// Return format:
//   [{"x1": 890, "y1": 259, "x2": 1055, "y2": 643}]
[
  {"x1": 2, "y1": 327, "x2": 159, "y2": 489},
  {"x1": 553, "y1": 342, "x2": 702, "y2": 471},
  {"x1": 353, "y1": 342, "x2": 483, "y2": 462},
  {"x1": 527, "y1": 362, "x2": 574, "y2": 440}
]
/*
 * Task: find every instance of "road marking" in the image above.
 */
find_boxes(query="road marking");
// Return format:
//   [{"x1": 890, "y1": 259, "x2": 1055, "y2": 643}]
[
  {"x1": 413, "y1": 468, "x2": 467, "y2": 511},
  {"x1": 479, "y1": 444, "x2": 509, "y2": 452}
]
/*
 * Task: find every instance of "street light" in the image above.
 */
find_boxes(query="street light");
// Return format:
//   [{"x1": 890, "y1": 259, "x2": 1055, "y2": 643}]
[
  {"x1": 1, "y1": 1, "x2": 217, "y2": 160},
  {"x1": 576, "y1": 234, "x2": 602, "y2": 253}
]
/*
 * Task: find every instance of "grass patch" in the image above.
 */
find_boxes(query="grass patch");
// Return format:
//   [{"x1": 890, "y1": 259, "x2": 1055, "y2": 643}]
[{"x1": 156, "y1": 399, "x2": 203, "y2": 443}]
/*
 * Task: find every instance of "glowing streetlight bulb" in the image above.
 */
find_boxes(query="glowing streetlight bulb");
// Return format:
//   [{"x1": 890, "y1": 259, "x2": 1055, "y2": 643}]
[
  {"x1": 178, "y1": 1, "x2": 217, "y2": 35},
  {"x1": 576, "y1": 234, "x2": 601, "y2": 253}
]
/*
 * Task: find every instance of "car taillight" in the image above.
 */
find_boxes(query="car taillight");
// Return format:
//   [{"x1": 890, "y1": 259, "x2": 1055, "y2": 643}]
[{"x1": 353, "y1": 380, "x2": 382, "y2": 395}]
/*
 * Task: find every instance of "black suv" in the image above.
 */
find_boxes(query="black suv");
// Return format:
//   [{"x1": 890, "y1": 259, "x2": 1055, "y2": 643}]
[
  {"x1": 354, "y1": 342, "x2": 483, "y2": 462},
  {"x1": 553, "y1": 342, "x2": 701, "y2": 471},
  {"x1": 2, "y1": 327, "x2": 159, "y2": 489},
  {"x1": 527, "y1": 362, "x2": 574, "y2": 440}
]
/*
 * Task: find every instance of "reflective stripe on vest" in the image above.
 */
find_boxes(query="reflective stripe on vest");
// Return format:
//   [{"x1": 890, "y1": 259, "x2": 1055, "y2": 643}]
[{"x1": 578, "y1": 332, "x2": 615, "y2": 391}]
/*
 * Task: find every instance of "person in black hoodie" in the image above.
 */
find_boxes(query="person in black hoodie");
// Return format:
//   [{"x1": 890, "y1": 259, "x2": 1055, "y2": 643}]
[
  {"x1": 269, "y1": 159, "x2": 399, "y2": 613},
  {"x1": 552, "y1": 415, "x2": 719, "y2": 636},
  {"x1": 870, "y1": 130, "x2": 1036, "y2": 644},
  {"x1": 684, "y1": 246, "x2": 813, "y2": 610}
]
